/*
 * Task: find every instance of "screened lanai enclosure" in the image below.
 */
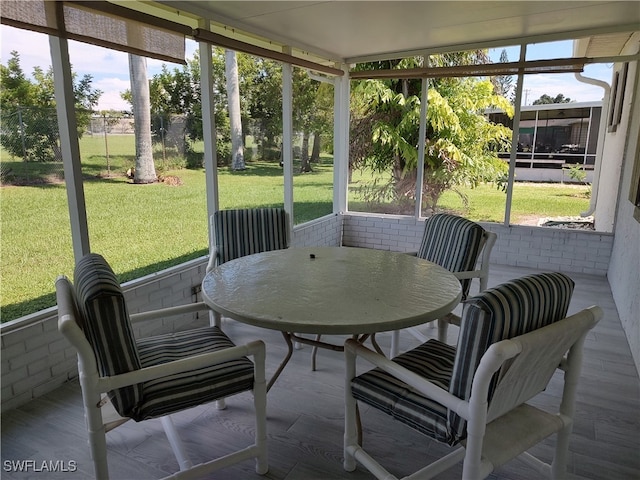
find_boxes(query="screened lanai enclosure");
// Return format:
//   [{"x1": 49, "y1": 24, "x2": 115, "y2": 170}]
[{"x1": 1, "y1": 1, "x2": 639, "y2": 460}]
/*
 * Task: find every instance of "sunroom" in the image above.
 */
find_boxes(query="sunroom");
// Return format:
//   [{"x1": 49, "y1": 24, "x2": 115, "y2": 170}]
[{"x1": 1, "y1": 1, "x2": 639, "y2": 479}]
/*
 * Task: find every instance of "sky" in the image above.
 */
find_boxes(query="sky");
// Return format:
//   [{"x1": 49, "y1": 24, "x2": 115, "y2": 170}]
[{"x1": 1, "y1": 25, "x2": 613, "y2": 112}]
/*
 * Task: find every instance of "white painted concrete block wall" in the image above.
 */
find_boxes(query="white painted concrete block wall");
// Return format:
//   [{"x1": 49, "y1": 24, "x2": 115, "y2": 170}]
[
  {"x1": 290, "y1": 213, "x2": 342, "y2": 247},
  {"x1": 342, "y1": 213, "x2": 613, "y2": 276},
  {"x1": 1, "y1": 258, "x2": 208, "y2": 412},
  {"x1": 485, "y1": 224, "x2": 613, "y2": 275}
]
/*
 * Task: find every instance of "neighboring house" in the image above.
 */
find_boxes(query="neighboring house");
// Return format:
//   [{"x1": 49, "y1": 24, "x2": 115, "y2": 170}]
[{"x1": 488, "y1": 102, "x2": 602, "y2": 183}]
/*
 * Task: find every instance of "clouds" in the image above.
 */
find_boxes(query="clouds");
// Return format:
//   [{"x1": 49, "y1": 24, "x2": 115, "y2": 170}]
[
  {"x1": 92, "y1": 77, "x2": 131, "y2": 111},
  {"x1": 489, "y1": 44, "x2": 612, "y2": 104},
  {"x1": 1, "y1": 25, "x2": 187, "y2": 111},
  {"x1": 522, "y1": 71, "x2": 608, "y2": 105},
  {"x1": 1, "y1": 26, "x2": 130, "y2": 110},
  {"x1": 1, "y1": 28, "x2": 51, "y2": 74}
]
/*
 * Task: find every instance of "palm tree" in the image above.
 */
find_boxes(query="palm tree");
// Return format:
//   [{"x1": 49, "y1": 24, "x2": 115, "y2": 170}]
[
  {"x1": 225, "y1": 50, "x2": 245, "y2": 170},
  {"x1": 128, "y1": 54, "x2": 156, "y2": 183}
]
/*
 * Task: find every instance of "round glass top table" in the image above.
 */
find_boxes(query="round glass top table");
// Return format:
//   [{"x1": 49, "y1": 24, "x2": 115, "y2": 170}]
[{"x1": 202, "y1": 246, "x2": 462, "y2": 389}]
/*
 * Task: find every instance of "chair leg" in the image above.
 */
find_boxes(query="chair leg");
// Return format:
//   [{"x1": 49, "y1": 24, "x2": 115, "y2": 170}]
[
  {"x1": 437, "y1": 318, "x2": 449, "y2": 343},
  {"x1": 87, "y1": 410, "x2": 110, "y2": 480},
  {"x1": 390, "y1": 330, "x2": 399, "y2": 358},
  {"x1": 209, "y1": 311, "x2": 230, "y2": 408},
  {"x1": 253, "y1": 343, "x2": 269, "y2": 475},
  {"x1": 461, "y1": 413, "x2": 486, "y2": 480},
  {"x1": 161, "y1": 415, "x2": 193, "y2": 471},
  {"x1": 209, "y1": 309, "x2": 222, "y2": 328},
  {"x1": 311, "y1": 335, "x2": 321, "y2": 371},
  {"x1": 550, "y1": 425, "x2": 570, "y2": 479},
  {"x1": 343, "y1": 347, "x2": 358, "y2": 472},
  {"x1": 82, "y1": 386, "x2": 109, "y2": 479}
]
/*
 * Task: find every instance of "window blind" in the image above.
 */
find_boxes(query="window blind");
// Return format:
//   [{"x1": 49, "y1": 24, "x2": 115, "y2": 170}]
[{"x1": 1, "y1": 1, "x2": 186, "y2": 64}]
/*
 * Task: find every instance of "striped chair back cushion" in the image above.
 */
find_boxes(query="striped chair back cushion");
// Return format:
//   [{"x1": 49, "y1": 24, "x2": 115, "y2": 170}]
[
  {"x1": 446, "y1": 272, "x2": 575, "y2": 443},
  {"x1": 449, "y1": 273, "x2": 574, "y2": 444},
  {"x1": 417, "y1": 214, "x2": 485, "y2": 299},
  {"x1": 74, "y1": 253, "x2": 142, "y2": 417},
  {"x1": 213, "y1": 208, "x2": 288, "y2": 264}
]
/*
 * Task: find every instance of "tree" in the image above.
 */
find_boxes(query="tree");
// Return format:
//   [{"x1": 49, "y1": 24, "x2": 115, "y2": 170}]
[
  {"x1": 0, "y1": 50, "x2": 101, "y2": 162},
  {"x1": 309, "y1": 82, "x2": 334, "y2": 163},
  {"x1": 293, "y1": 67, "x2": 319, "y2": 172},
  {"x1": 128, "y1": 54, "x2": 156, "y2": 183},
  {"x1": 350, "y1": 53, "x2": 513, "y2": 213},
  {"x1": 225, "y1": 50, "x2": 245, "y2": 170},
  {"x1": 533, "y1": 93, "x2": 572, "y2": 105},
  {"x1": 492, "y1": 49, "x2": 514, "y2": 103},
  {"x1": 247, "y1": 58, "x2": 283, "y2": 159},
  {"x1": 127, "y1": 49, "x2": 235, "y2": 166}
]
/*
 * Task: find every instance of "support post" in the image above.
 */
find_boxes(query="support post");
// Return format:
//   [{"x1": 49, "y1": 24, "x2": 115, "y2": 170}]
[
  {"x1": 282, "y1": 49, "x2": 294, "y2": 232},
  {"x1": 49, "y1": 24, "x2": 90, "y2": 261}
]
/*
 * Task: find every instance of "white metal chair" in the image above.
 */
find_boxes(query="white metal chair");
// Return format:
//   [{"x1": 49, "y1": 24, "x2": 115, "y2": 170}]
[
  {"x1": 57, "y1": 253, "x2": 268, "y2": 480},
  {"x1": 344, "y1": 272, "x2": 602, "y2": 480},
  {"x1": 390, "y1": 213, "x2": 497, "y2": 357}
]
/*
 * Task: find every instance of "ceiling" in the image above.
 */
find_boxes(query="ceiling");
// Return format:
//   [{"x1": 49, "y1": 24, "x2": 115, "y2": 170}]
[{"x1": 151, "y1": 1, "x2": 640, "y2": 64}]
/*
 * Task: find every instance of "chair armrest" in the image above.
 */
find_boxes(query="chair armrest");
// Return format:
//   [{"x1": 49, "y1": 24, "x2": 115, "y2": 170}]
[
  {"x1": 344, "y1": 339, "x2": 466, "y2": 415},
  {"x1": 206, "y1": 246, "x2": 220, "y2": 273},
  {"x1": 442, "y1": 311, "x2": 461, "y2": 326},
  {"x1": 99, "y1": 340, "x2": 266, "y2": 392},
  {"x1": 130, "y1": 302, "x2": 211, "y2": 324},
  {"x1": 453, "y1": 269, "x2": 483, "y2": 281}
]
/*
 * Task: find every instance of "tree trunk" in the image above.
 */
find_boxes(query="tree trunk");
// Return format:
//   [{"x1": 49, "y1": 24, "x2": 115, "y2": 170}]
[
  {"x1": 310, "y1": 132, "x2": 321, "y2": 163},
  {"x1": 128, "y1": 54, "x2": 156, "y2": 184},
  {"x1": 300, "y1": 132, "x2": 312, "y2": 172},
  {"x1": 225, "y1": 50, "x2": 245, "y2": 170}
]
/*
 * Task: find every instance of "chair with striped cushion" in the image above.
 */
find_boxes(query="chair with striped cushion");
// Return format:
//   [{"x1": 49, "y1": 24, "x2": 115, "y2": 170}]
[
  {"x1": 57, "y1": 253, "x2": 268, "y2": 480},
  {"x1": 206, "y1": 208, "x2": 289, "y2": 326},
  {"x1": 390, "y1": 213, "x2": 497, "y2": 356},
  {"x1": 344, "y1": 272, "x2": 602, "y2": 480},
  {"x1": 207, "y1": 207, "x2": 288, "y2": 269}
]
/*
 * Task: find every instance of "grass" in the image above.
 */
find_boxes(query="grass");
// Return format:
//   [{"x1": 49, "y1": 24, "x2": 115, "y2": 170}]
[
  {"x1": 349, "y1": 168, "x2": 590, "y2": 223},
  {"x1": 437, "y1": 183, "x2": 590, "y2": 223},
  {"x1": 0, "y1": 134, "x2": 590, "y2": 322},
  {"x1": 0, "y1": 135, "x2": 336, "y2": 321}
]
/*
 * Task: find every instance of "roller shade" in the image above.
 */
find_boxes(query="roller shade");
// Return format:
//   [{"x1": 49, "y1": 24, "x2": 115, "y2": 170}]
[{"x1": 1, "y1": 1, "x2": 187, "y2": 64}]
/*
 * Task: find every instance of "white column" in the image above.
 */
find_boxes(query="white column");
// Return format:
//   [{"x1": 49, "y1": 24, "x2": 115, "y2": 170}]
[
  {"x1": 504, "y1": 45, "x2": 527, "y2": 226},
  {"x1": 49, "y1": 34, "x2": 90, "y2": 261},
  {"x1": 199, "y1": 20, "x2": 219, "y2": 236},
  {"x1": 414, "y1": 67, "x2": 429, "y2": 219},
  {"x1": 334, "y1": 64, "x2": 350, "y2": 215},
  {"x1": 282, "y1": 50, "x2": 294, "y2": 232}
]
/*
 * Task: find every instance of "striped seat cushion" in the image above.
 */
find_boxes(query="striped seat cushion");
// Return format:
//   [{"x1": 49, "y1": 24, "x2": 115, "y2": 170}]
[
  {"x1": 213, "y1": 208, "x2": 288, "y2": 264},
  {"x1": 351, "y1": 340, "x2": 456, "y2": 444},
  {"x1": 74, "y1": 253, "x2": 142, "y2": 418},
  {"x1": 351, "y1": 272, "x2": 574, "y2": 447},
  {"x1": 417, "y1": 214, "x2": 485, "y2": 299},
  {"x1": 134, "y1": 326, "x2": 254, "y2": 421}
]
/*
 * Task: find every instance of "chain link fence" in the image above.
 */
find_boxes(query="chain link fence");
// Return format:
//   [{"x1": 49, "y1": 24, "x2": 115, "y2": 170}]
[{"x1": 0, "y1": 107, "x2": 203, "y2": 185}]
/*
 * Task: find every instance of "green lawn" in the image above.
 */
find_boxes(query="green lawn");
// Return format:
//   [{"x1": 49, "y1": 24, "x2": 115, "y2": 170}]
[
  {"x1": 1, "y1": 135, "x2": 590, "y2": 322},
  {"x1": 0, "y1": 135, "x2": 336, "y2": 321}
]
